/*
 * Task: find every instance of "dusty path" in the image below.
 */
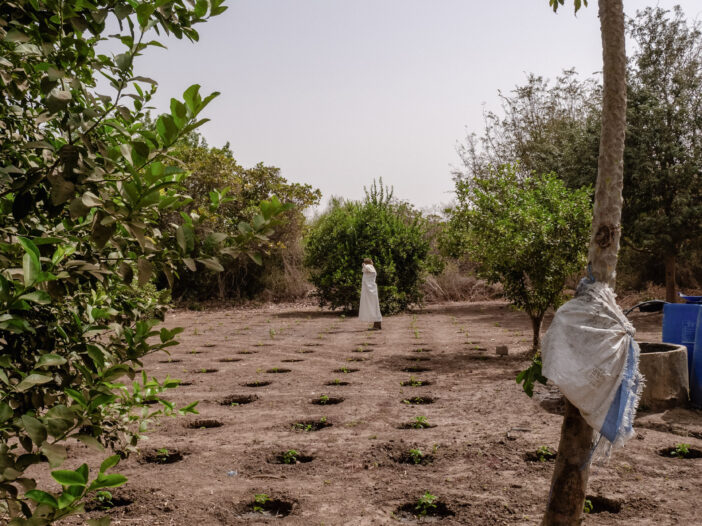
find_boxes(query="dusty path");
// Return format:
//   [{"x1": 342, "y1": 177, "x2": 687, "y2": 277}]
[{"x1": 60, "y1": 301, "x2": 700, "y2": 525}]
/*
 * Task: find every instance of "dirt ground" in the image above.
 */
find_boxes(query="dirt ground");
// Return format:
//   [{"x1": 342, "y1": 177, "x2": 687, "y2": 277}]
[{"x1": 59, "y1": 300, "x2": 701, "y2": 526}]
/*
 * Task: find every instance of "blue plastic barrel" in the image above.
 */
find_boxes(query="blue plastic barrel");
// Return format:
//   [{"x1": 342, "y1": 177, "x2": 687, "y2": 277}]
[
  {"x1": 679, "y1": 293, "x2": 702, "y2": 304},
  {"x1": 692, "y1": 309, "x2": 702, "y2": 407},
  {"x1": 662, "y1": 303, "x2": 701, "y2": 379}
]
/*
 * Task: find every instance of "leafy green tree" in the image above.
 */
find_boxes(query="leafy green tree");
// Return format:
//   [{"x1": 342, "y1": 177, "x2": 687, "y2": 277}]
[
  {"x1": 304, "y1": 181, "x2": 430, "y2": 315},
  {"x1": 446, "y1": 164, "x2": 592, "y2": 350},
  {"x1": 623, "y1": 6, "x2": 702, "y2": 302},
  {"x1": 0, "y1": 2, "x2": 286, "y2": 524},
  {"x1": 455, "y1": 69, "x2": 601, "y2": 191},
  {"x1": 168, "y1": 139, "x2": 320, "y2": 301}
]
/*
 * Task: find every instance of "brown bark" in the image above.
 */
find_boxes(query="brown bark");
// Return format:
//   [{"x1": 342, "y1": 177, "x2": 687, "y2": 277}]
[
  {"x1": 664, "y1": 253, "x2": 677, "y2": 303},
  {"x1": 543, "y1": 400, "x2": 594, "y2": 525},
  {"x1": 543, "y1": 1, "x2": 627, "y2": 524},
  {"x1": 531, "y1": 313, "x2": 543, "y2": 352}
]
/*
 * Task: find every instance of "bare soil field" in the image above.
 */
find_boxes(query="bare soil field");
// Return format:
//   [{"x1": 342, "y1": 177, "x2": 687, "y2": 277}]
[{"x1": 60, "y1": 301, "x2": 701, "y2": 525}]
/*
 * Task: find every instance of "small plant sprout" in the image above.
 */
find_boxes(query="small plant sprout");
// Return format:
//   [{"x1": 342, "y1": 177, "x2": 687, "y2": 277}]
[
  {"x1": 409, "y1": 448, "x2": 424, "y2": 464},
  {"x1": 339, "y1": 367, "x2": 350, "y2": 373},
  {"x1": 415, "y1": 492, "x2": 438, "y2": 517},
  {"x1": 93, "y1": 490, "x2": 114, "y2": 510},
  {"x1": 253, "y1": 493, "x2": 271, "y2": 512},
  {"x1": 282, "y1": 450, "x2": 300, "y2": 464},
  {"x1": 269, "y1": 328, "x2": 276, "y2": 339},
  {"x1": 671, "y1": 443, "x2": 691, "y2": 458},
  {"x1": 156, "y1": 448, "x2": 169, "y2": 460},
  {"x1": 318, "y1": 394, "x2": 330, "y2": 405},
  {"x1": 413, "y1": 327, "x2": 420, "y2": 339},
  {"x1": 411, "y1": 416, "x2": 430, "y2": 429},
  {"x1": 407, "y1": 376, "x2": 422, "y2": 387},
  {"x1": 331, "y1": 378, "x2": 342, "y2": 385},
  {"x1": 583, "y1": 499, "x2": 593, "y2": 514},
  {"x1": 320, "y1": 416, "x2": 327, "y2": 424},
  {"x1": 536, "y1": 445, "x2": 555, "y2": 462}
]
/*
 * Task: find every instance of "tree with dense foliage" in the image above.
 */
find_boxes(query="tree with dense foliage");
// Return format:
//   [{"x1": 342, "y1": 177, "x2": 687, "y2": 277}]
[
  {"x1": 455, "y1": 69, "x2": 601, "y2": 191},
  {"x1": 543, "y1": 0, "x2": 627, "y2": 524},
  {"x1": 0, "y1": 1, "x2": 287, "y2": 524},
  {"x1": 623, "y1": 6, "x2": 702, "y2": 302},
  {"x1": 304, "y1": 181, "x2": 430, "y2": 315},
  {"x1": 445, "y1": 164, "x2": 592, "y2": 351},
  {"x1": 168, "y1": 138, "x2": 320, "y2": 301}
]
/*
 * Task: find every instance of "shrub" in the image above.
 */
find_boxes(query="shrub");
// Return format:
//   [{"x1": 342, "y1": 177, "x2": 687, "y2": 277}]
[
  {"x1": 445, "y1": 164, "x2": 592, "y2": 350},
  {"x1": 304, "y1": 181, "x2": 430, "y2": 314}
]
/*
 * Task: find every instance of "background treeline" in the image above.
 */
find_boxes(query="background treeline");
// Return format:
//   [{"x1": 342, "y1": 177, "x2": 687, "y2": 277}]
[{"x1": 173, "y1": 6, "x2": 701, "y2": 309}]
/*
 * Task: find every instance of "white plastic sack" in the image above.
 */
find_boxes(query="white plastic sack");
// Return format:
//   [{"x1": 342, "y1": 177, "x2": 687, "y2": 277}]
[{"x1": 542, "y1": 279, "x2": 643, "y2": 458}]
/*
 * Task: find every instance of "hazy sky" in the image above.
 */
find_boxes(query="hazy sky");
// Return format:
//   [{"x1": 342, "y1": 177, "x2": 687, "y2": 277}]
[{"x1": 125, "y1": 1, "x2": 702, "y2": 211}]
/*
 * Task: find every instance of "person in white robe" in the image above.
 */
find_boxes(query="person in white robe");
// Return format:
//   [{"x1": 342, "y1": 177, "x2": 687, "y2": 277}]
[{"x1": 359, "y1": 258, "x2": 382, "y2": 329}]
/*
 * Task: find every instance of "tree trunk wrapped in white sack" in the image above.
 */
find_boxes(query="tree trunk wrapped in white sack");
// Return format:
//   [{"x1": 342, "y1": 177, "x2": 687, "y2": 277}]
[{"x1": 542, "y1": 278, "x2": 644, "y2": 461}]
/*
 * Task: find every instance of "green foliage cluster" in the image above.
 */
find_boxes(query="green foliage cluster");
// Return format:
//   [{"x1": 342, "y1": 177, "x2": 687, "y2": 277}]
[
  {"x1": 304, "y1": 181, "x2": 431, "y2": 315},
  {"x1": 445, "y1": 164, "x2": 592, "y2": 350},
  {"x1": 457, "y1": 7, "x2": 702, "y2": 297},
  {"x1": 0, "y1": 1, "x2": 287, "y2": 524},
  {"x1": 623, "y1": 6, "x2": 702, "y2": 299},
  {"x1": 167, "y1": 139, "x2": 320, "y2": 301}
]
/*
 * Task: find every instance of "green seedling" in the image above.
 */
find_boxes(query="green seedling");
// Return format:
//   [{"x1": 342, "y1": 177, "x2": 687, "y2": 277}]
[
  {"x1": 536, "y1": 445, "x2": 555, "y2": 462},
  {"x1": 318, "y1": 394, "x2": 330, "y2": 405},
  {"x1": 339, "y1": 367, "x2": 350, "y2": 373},
  {"x1": 671, "y1": 443, "x2": 691, "y2": 458},
  {"x1": 320, "y1": 416, "x2": 327, "y2": 424},
  {"x1": 331, "y1": 378, "x2": 342, "y2": 385},
  {"x1": 408, "y1": 448, "x2": 424, "y2": 464},
  {"x1": 230, "y1": 402, "x2": 239, "y2": 407},
  {"x1": 413, "y1": 328, "x2": 420, "y2": 339},
  {"x1": 282, "y1": 449, "x2": 300, "y2": 464},
  {"x1": 583, "y1": 499, "x2": 593, "y2": 514},
  {"x1": 253, "y1": 493, "x2": 271, "y2": 513},
  {"x1": 410, "y1": 416, "x2": 430, "y2": 429},
  {"x1": 93, "y1": 490, "x2": 114, "y2": 510},
  {"x1": 415, "y1": 492, "x2": 438, "y2": 517},
  {"x1": 292, "y1": 422, "x2": 313, "y2": 432},
  {"x1": 407, "y1": 376, "x2": 422, "y2": 387},
  {"x1": 269, "y1": 328, "x2": 276, "y2": 339}
]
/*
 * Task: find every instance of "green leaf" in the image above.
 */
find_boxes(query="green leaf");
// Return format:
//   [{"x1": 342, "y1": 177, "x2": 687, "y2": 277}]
[
  {"x1": 248, "y1": 253, "x2": 263, "y2": 266},
  {"x1": 183, "y1": 84, "x2": 201, "y2": 114},
  {"x1": 25, "y1": 490, "x2": 59, "y2": 509},
  {"x1": 0, "y1": 402, "x2": 13, "y2": 423},
  {"x1": 19, "y1": 291, "x2": 51, "y2": 305},
  {"x1": 51, "y1": 469, "x2": 87, "y2": 487},
  {"x1": 137, "y1": 258, "x2": 153, "y2": 286},
  {"x1": 41, "y1": 443, "x2": 67, "y2": 468},
  {"x1": 46, "y1": 90, "x2": 72, "y2": 114},
  {"x1": 89, "y1": 473, "x2": 128, "y2": 490},
  {"x1": 21, "y1": 415, "x2": 48, "y2": 446},
  {"x1": 196, "y1": 258, "x2": 224, "y2": 272},
  {"x1": 99, "y1": 455, "x2": 120, "y2": 474},
  {"x1": 15, "y1": 373, "x2": 52, "y2": 392},
  {"x1": 170, "y1": 99, "x2": 187, "y2": 129},
  {"x1": 36, "y1": 353, "x2": 67, "y2": 368}
]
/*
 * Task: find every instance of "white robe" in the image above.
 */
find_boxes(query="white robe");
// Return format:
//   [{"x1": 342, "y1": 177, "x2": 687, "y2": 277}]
[{"x1": 358, "y1": 264, "x2": 382, "y2": 322}]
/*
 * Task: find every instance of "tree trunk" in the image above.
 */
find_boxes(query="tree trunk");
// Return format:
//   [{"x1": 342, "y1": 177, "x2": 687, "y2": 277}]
[
  {"x1": 543, "y1": 1, "x2": 627, "y2": 524},
  {"x1": 664, "y1": 252, "x2": 677, "y2": 303},
  {"x1": 531, "y1": 313, "x2": 544, "y2": 353},
  {"x1": 543, "y1": 399, "x2": 594, "y2": 524}
]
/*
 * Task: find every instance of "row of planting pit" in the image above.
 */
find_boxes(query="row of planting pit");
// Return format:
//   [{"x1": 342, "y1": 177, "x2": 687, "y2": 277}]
[{"x1": 137, "y1": 334, "x2": 701, "y2": 522}]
